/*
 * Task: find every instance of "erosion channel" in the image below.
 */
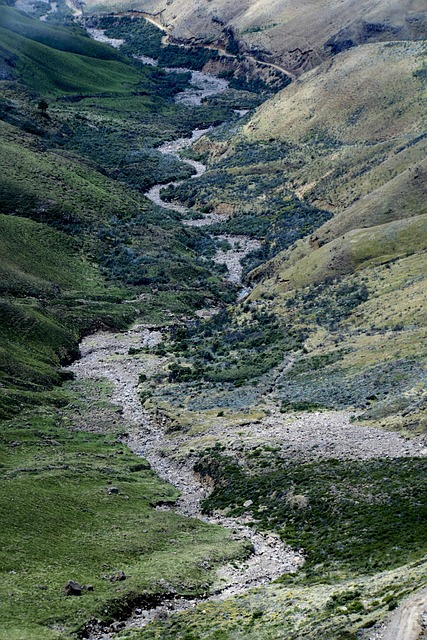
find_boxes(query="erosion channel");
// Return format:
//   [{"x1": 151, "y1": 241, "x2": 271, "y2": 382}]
[{"x1": 69, "y1": 57, "x2": 295, "y2": 638}]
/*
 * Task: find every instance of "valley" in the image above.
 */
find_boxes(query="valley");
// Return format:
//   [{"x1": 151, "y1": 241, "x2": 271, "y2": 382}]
[{"x1": 0, "y1": 2, "x2": 426, "y2": 639}]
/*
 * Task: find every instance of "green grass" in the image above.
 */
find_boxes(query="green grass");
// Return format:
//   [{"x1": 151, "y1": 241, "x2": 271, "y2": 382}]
[
  {"x1": 0, "y1": 5, "x2": 121, "y2": 60},
  {"x1": 0, "y1": 388, "x2": 248, "y2": 640},
  {"x1": 0, "y1": 27, "x2": 143, "y2": 96},
  {"x1": 0, "y1": 214, "x2": 103, "y2": 296}
]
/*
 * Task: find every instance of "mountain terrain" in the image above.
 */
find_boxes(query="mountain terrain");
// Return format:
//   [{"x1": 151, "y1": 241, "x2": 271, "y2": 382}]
[
  {"x1": 81, "y1": 0, "x2": 426, "y2": 75},
  {"x1": 0, "y1": 0, "x2": 426, "y2": 639}
]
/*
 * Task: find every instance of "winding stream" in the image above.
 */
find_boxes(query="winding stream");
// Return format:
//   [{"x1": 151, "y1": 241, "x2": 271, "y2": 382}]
[
  {"x1": 145, "y1": 127, "x2": 261, "y2": 284},
  {"x1": 87, "y1": 26, "x2": 261, "y2": 283}
]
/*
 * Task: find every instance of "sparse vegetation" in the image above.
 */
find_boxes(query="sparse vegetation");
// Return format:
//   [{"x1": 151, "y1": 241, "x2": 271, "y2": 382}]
[{"x1": 196, "y1": 449, "x2": 427, "y2": 580}]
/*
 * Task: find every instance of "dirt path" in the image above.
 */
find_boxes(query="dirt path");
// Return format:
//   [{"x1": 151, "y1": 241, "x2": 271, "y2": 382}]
[{"x1": 371, "y1": 587, "x2": 427, "y2": 640}]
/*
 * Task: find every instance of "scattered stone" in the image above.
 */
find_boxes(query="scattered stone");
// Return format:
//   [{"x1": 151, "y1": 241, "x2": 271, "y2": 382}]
[
  {"x1": 64, "y1": 580, "x2": 82, "y2": 596},
  {"x1": 110, "y1": 570, "x2": 126, "y2": 582},
  {"x1": 68, "y1": 294, "x2": 426, "y2": 639},
  {"x1": 107, "y1": 486, "x2": 119, "y2": 494}
]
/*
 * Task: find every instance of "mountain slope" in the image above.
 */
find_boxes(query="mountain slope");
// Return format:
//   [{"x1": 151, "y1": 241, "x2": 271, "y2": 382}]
[
  {"x1": 82, "y1": 0, "x2": 427, "y2": 74},
  {"x1": 232, "y1": 42, "x2": 427, "y2": 432},
  {"x1": 0, "y1": 4, "x2": 235, "y2": 418},
  {"x1": 154, "y1": 39, "x2": 427, "y2": 435}
]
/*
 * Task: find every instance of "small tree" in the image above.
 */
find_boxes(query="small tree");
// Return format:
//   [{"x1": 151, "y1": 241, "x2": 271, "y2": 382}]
[{"x1": 37, "y1": 99, "x2": 48, "y2": 117}]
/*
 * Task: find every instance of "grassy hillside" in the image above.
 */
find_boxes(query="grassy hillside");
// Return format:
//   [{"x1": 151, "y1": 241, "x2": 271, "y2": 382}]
[
  {"x1": 226, "y1": 43, "x2": 426, "y2": 432},
  {"x1": 0, "y1": 7, "x2": 255, "y2": 639},
  {"x1": 0, "y1": 4, "x2": 121, "y2": 59},
  {"x1": 81, "y1": 0, "x2": 426, "y2": 75},
  {"x1": 132, "y1": 40, "x2": 427, "y2": 436},
  {"x1": 0, "y1": 4, "x2": 237, "y2": 421},
  {"x1": 0, "y1": 383, "x2": 247, "y2": 640}
]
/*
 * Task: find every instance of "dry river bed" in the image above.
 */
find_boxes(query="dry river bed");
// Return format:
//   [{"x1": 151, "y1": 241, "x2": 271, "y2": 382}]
[
  {"x1": 75, "y1": 29, "x2": 426, "y2": 639},
  {"x1": 70, "y1": 326, "x2": 426, "y2": 638},
  {"x1": 145, "y1": 128, "x2": 260, "y2": 284},
  {"x1": 88, "y1": 25, "x2": 259, "y2": 284},
  {"x1": 69, "y1": 326, "x2": 304, "y2": 638}
]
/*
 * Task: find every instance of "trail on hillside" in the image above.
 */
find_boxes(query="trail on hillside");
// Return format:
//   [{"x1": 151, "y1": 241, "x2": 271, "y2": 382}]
[{"x1": 370, "y1": 587, "x2": 427, "y2": 640}]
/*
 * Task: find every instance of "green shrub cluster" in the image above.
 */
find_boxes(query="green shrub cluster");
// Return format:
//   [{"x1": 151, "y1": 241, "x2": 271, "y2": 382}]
[
  {"x1": 95, "y1": 15, "x2": 220, "y2": 70},
  {"x1": 195, "y1": 449, "x2": 427, "y2": 580},
  {"x1": 164, "y1": 307, "x2": 304, "y2": 385},
  {"x1": 160, "y1": 140, "x2": 332, "y2": 268},
  {"x1": 285, "y1": 278, "x2": 370, "y2": 331}
]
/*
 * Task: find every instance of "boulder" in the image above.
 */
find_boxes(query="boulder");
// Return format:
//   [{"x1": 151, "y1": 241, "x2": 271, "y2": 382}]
[{"x1": 64, "y1": 580, "x2": 82, "y2": 596}]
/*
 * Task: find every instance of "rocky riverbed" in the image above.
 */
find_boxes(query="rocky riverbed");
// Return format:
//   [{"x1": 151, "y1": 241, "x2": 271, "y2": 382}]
[
  {"x1": 145, "y1": 126, "x2": 261, "y2": 282},
  {"x1": 73, "y1": 23, "x2": 427, "y2": 640},
  {"x1": 69, "y1": 326, "x2": 304, "y2": 638}
]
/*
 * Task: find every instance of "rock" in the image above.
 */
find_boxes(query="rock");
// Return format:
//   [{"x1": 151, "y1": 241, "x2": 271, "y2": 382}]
[
  {"x1": 243, "y1": 499, "x2": 254, "y2": 508},
  {"x1": 153, "y1": 611, "x2": 168, "y2": 621},
  {"x1": 110, "y1": 570, "x2": 126, "y2": 582},
  {"x1": 64, "y1": 580, "x2": 82, "y2": 596},
  {"x1": 108, "y1": 486, "x2": 119, "y2": 494},
  {"x1": 84, "y1": 584, "x2": 94, "y2": 591}
]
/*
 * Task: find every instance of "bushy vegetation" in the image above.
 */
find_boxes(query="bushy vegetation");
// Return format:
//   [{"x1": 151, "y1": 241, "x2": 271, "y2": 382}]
[
  {"x1": 160, "y1": 307, "x2": 304, "y2": 385},
  {"x1": 96, "y1": 15, "x2": 220, "y2": 70},
  {"x1": 196, "y1": 448, "x2": 427, "y2": 581},
  {"x1": 284, "y1": 279, "x2": 369, "y2": 331},
  {"x1": 161, "y1": 138, "x2": 332, "y2": 269}
]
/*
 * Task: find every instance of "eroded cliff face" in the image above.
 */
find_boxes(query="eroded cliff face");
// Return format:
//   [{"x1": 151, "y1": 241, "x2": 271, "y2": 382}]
[{"x1": 82, "y1": 0, "x2": 426, "y2": 75}]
